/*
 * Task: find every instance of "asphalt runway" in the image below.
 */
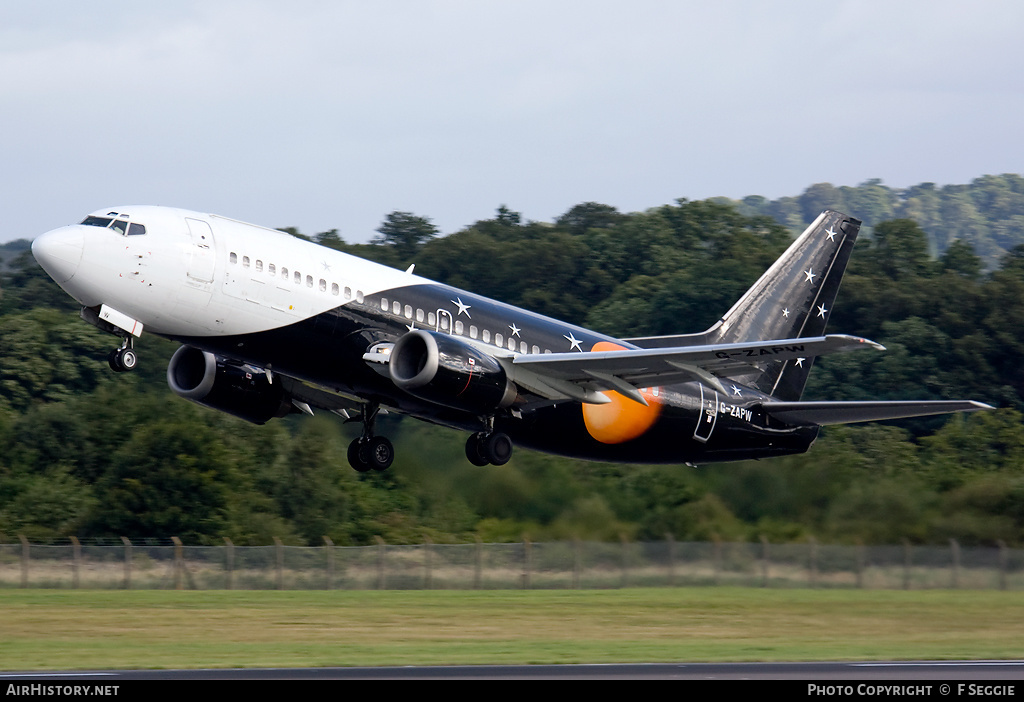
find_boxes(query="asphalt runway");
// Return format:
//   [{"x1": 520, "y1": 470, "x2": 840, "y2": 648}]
[{"x1": 4, "y1": 661, "x2": 1024, "y2": 680}]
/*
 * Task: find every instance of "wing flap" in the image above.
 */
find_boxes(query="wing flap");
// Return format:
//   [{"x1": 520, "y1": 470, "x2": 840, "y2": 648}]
[{"x1": 759, "y1": 400, "x2": 994, "y2": 426}]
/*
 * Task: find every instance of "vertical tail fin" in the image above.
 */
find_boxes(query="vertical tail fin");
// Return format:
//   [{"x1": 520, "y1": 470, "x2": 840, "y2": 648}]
[{"x1": 706, "y1": 210, "x2": 861, "y2": 399}]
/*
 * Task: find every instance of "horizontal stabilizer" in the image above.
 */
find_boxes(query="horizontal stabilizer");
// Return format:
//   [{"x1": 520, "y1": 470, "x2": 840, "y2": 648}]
[{"x1": 759, "y1": 400, "x2": 994, "y2": 426}]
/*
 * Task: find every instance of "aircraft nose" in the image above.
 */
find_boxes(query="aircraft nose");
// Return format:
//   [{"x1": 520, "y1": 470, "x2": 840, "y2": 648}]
[{"x1": 32, "y1": 225, "x2": 85, "y2": 284}]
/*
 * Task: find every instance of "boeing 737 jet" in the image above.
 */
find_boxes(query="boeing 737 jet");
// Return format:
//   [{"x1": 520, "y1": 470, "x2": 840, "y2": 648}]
[{"x1": 31, "y1": 207, "x2": 990, "y2": 471}]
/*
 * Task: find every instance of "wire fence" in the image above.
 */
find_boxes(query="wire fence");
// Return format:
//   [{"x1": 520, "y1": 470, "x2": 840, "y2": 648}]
[{"x1": 1, "y1": 536, "x2": 1022, "y2": 590}]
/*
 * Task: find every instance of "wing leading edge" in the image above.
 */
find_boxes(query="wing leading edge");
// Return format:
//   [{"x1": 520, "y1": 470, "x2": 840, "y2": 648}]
[{"x1": 510, "y1": 334, "x2": 883, "y2": 403}]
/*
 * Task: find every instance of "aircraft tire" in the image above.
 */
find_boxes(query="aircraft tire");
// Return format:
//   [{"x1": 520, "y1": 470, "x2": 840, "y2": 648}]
[
  {"x1": 118, "y1": 348, "x2": 138, "y2": 371},
  {"x1": 465, "y1": 433, "x2": 490, "y2": 466},
  {"x1": 482, "y1": 432, "x2": 513, "y2": 466},
  {"x1": 347, "y1": 438, "x2": 373, "y2": 473},
  {"x1": 367, "y1": 436, "x2": 394, "y2": 471},
  {"x1": 107, "y1": 349, "x2": 124, "y2": 372}
]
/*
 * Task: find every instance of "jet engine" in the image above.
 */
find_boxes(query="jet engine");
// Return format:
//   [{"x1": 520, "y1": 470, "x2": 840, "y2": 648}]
[
  {"x1": 389, "y1": 330, "x2": 517, "y2": 413},
  {"x1": 167, "y1": 345, "x2": 291, "y2": 424}
]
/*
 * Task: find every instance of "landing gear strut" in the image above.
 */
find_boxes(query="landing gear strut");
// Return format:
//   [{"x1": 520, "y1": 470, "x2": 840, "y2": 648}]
[
  {"x1": 107, "y1": 338, "x2": 137, "y2": 373},
  {"x1": 347, "y1": 402, "x2": 394, "y2": 473}
]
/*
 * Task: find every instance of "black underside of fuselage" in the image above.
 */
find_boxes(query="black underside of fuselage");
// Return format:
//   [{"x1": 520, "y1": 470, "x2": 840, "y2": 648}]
[{"x1": 168, "y1": 285, "x2": 819, "y2": 464}]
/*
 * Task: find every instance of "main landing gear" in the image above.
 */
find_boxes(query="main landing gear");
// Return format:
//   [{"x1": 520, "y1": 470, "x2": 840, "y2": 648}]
[
  {"x1": 465, "y1": 417, "x2": 514, "y2": 467},
  {"x1": 347, "y1": 402, "x2": 394, "y2": 473},
  {"x1": 107, "y1": 338, "x2": 137, "y2": 373}
]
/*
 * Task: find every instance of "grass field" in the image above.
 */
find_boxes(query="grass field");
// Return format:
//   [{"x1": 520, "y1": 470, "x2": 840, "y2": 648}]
[{"x1": 1, "y1": 588, "x2": 1023, "y2": 671}]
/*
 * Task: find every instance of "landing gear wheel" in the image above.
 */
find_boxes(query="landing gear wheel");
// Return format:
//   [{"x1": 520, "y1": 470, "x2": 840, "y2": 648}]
[
  {"x1": 107, "y1": 346, "x2": 137, "y2": 373},
  {"x1": 366, "y1": 436, "x2": 394, "y2": 472},
  {"x1": 118, "y1": 348, "x2": 138, "y2": 371},
  {"x1": 348, "y1": 438, "x2": 372, "y2": 473},
  {"x1": 465, "y1": 431, "x2": 514, "y2": 466},
  {"x1": 465, "y1": 433, "x2": 490, "y2": 466},
  {"x1": 483, "y1": 432, "x2": 513, "y2": 466}
]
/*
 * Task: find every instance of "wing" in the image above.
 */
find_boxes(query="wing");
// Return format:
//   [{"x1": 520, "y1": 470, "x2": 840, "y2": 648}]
[
  {"x1": 757, "y1": 400, "x2": 994, "y2": 425},
  {"x1": 509, "y1": 334, "x2": 883, "y2": 405}
]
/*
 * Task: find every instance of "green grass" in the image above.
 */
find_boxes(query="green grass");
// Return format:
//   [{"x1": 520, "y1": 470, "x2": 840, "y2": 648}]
[{"x1": 1, "y1": 588, "x2": 1023, "y2": 670}]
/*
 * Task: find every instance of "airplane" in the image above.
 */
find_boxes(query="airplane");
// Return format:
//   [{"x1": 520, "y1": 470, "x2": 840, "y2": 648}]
[{"x1": 30, "y1": 206, "x2": 991, "y2": 471}]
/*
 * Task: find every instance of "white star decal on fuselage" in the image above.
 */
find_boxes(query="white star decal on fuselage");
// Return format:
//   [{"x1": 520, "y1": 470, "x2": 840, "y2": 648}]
[
  {"x1": 825, "y1": 227, "x2": 837, "y2": 242},
  {"x1": 782, "y1": 307, "x2": 790, "y2": 318},
  {"x1": 564, "y1": 332, "x2": 582, "y2": 351},
  {"x1": 817, "y1": 304, "x2": 828, "y2": 318},
  {"x1": 509, "y1": 323, "x2": 521, "y2": 337},
  {"x1": 451, "y1": 297, "x2": 472, "y2": 318},
  {"x1": 804, "y1": 268, "x2": 816, "y2": 284},
  {"x1": 795, "y1": 358, "x2": 806, "y2": 367}
]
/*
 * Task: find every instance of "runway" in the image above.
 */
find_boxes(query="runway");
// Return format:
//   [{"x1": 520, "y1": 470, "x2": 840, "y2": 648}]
[{"x1": 4, "y1": 661, "x2": 1024, "y2": 680}]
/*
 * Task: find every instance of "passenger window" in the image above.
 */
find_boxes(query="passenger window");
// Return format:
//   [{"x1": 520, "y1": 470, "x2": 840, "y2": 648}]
[
  {"x1": 428, "y1": 312, "x2": 436, "y2": 326},
  {"x1": 393, "y1": 301, "x2": 401, "y2": 315},
  {"x1": 281, "y1": 267, "x2": 288, "y2": 278},
  {"x1": 470, "y1": 325, "x2": 478, "y2": 339},
  {"x1": 404, "y1": 305, "x2": 413, "y2": 319},
  {"x1": 532, "y1": 345, "x2": 540, "y2": 354},
  {"x1": 332, "y1": 283, "x2": 339, "y2": 296},
  {"x1": 455, "y1": 320, "x2": 464, "y2": 334},
  {"x1": 319, "y1": 278, "x2": 326, "y2": 292},
  {"x1": 483, "y1": 330, "x2": 490, "y2": 343},
  {"x1": 520, "y1": 341, "x2": 528, "y2": 353},
  {"x1": 345, "y1": 286, "x2": 352, "y2": 300},
  {"x1": 356, "y1": 290, "x2": 364, "y2": 303},
  {"x1": 294, "y1": 271, "x2": 301, "y2": 284},
  {"x1": 416, "y1": 309, "x2": 424, "y2": 323},
  {"x1": 508, "y1": 337, "x2": 516, "y2": 351},
  {"x1": 230, "y1": 252, "x2": 238, "y2": 264},
  {"x1": 381, "y1": 297, "x2": 389, "y2": 311},
  {"x1": 495, "y1": 333, "x2": 503, "y2": 347},
  {"x1": 269, "y1": 264, "x2": 276, "y2": 275},
  {"x1": 306, "y1": 275, "x2": 313, "y2": 288},
  {"x1": 243, "y1": 256, "x2": 250, "y2": 268},
  {"x1": 256, "y1": 260, "x2": 263, "y2": 272}
]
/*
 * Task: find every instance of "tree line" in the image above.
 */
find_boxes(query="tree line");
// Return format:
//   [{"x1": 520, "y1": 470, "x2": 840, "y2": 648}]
[{"x1": 2, "y1": 178, "x2": 1024, "y2": 547}]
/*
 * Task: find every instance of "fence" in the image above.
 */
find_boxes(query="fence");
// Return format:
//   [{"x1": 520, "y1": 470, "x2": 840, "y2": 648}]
[{"x1": 1, "y1": 536, "x2": 1022, "y2": 591}]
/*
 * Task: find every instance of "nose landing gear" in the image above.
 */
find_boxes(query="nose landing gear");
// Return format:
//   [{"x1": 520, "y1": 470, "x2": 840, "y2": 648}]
[{"x1": 107, "y1": 338, "x2": 137, "y2": 372}]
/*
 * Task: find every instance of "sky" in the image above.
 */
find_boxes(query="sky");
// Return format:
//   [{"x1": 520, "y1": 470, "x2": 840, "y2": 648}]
[{"x1": 2, "y1": 0, "x2": 1023, "y2": 244}]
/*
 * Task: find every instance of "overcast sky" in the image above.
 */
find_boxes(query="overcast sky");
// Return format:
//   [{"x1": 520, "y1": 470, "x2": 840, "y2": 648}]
[{"x1": 2, "y1": 1, "x2": 1022, "y2": 244}]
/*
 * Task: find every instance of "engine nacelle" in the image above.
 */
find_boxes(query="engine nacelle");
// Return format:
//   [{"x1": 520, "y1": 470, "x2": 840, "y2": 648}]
[
  {"x1": 389, "y1": 330, "x2": 517, "y2": 413},
  {"x1": 167, "y1": 345, "x2": 291, "y2": 425}
]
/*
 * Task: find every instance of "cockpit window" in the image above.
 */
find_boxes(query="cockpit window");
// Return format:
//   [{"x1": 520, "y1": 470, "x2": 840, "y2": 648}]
[
  {"x1": 81, "y1": 216, "x2": 114, "y2": 227},
  {"x1": 80, "y1": 215, "x2": 147, "y2": 236}
]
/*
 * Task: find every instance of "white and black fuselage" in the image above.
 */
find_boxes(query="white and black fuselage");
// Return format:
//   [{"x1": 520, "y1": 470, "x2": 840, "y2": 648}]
[{"x1": 31, "y1": 206, "x2": 990, "y2": 470}]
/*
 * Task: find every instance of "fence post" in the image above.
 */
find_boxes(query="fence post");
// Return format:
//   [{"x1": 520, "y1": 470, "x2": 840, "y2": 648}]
[
  {"x1": 70, "y1": 536, "x2": 81, "y2": 589},
  {"x1": 760, "y1": 535, "x2": 770, "y2": 587},
  {"x1": 274, "y1": 537, "x2": 283, "y2": 590},
  {"x1": 474, "y1": 535, "x2": 482, "y2": 590},
  {"x1": 950, "y1": 538, "x2": 960, "y2": 589},
  {"x1": 323, "y1": 536, "x2": 334, "y2": 590},
  {"x1": 171, "y1": 537, "x2": 183, "y2": 590},
  {"x1": 620, "y1": 533, "x2": 629, "y2": 588},
  {"x1": 224, "y1": 538, "x2": 234, "y2": 590},
  {"x1": 572, "y1": 538, "x2": 580, "y2": 590},
  {"x1": 902, "y1": 539, "x2": 912, "y2": 590},
  {"x1": 424, "y1": 536, "x2": 433, "y2": 590},
  {"x1": 713, "y1": 535, "x2": 722, "y2": 585},
  {"x1": 522, "y1": 535, "x2": 531, "y2": 590},
  {"x1": 121, "y1": 537, "x2": 132, "y2": 590},
  {"x1": 809, "y1": 536, "x2": 818, "y2": 588},
  {"x1": 998, "y1": 540, "x2": 1008, "y2": 591},
  {"x1": 375, "y1": 536, "x2": 386, "y2": 590},
  {"x1": 19, "y1": 534, "x2": 29, "y2": 588},
  {"x1": 666, "y1": 533, "x2": 675, "y2": 587},
  {"x1": 856, "y1": 539, "x2": 865, "y2": 589}
]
